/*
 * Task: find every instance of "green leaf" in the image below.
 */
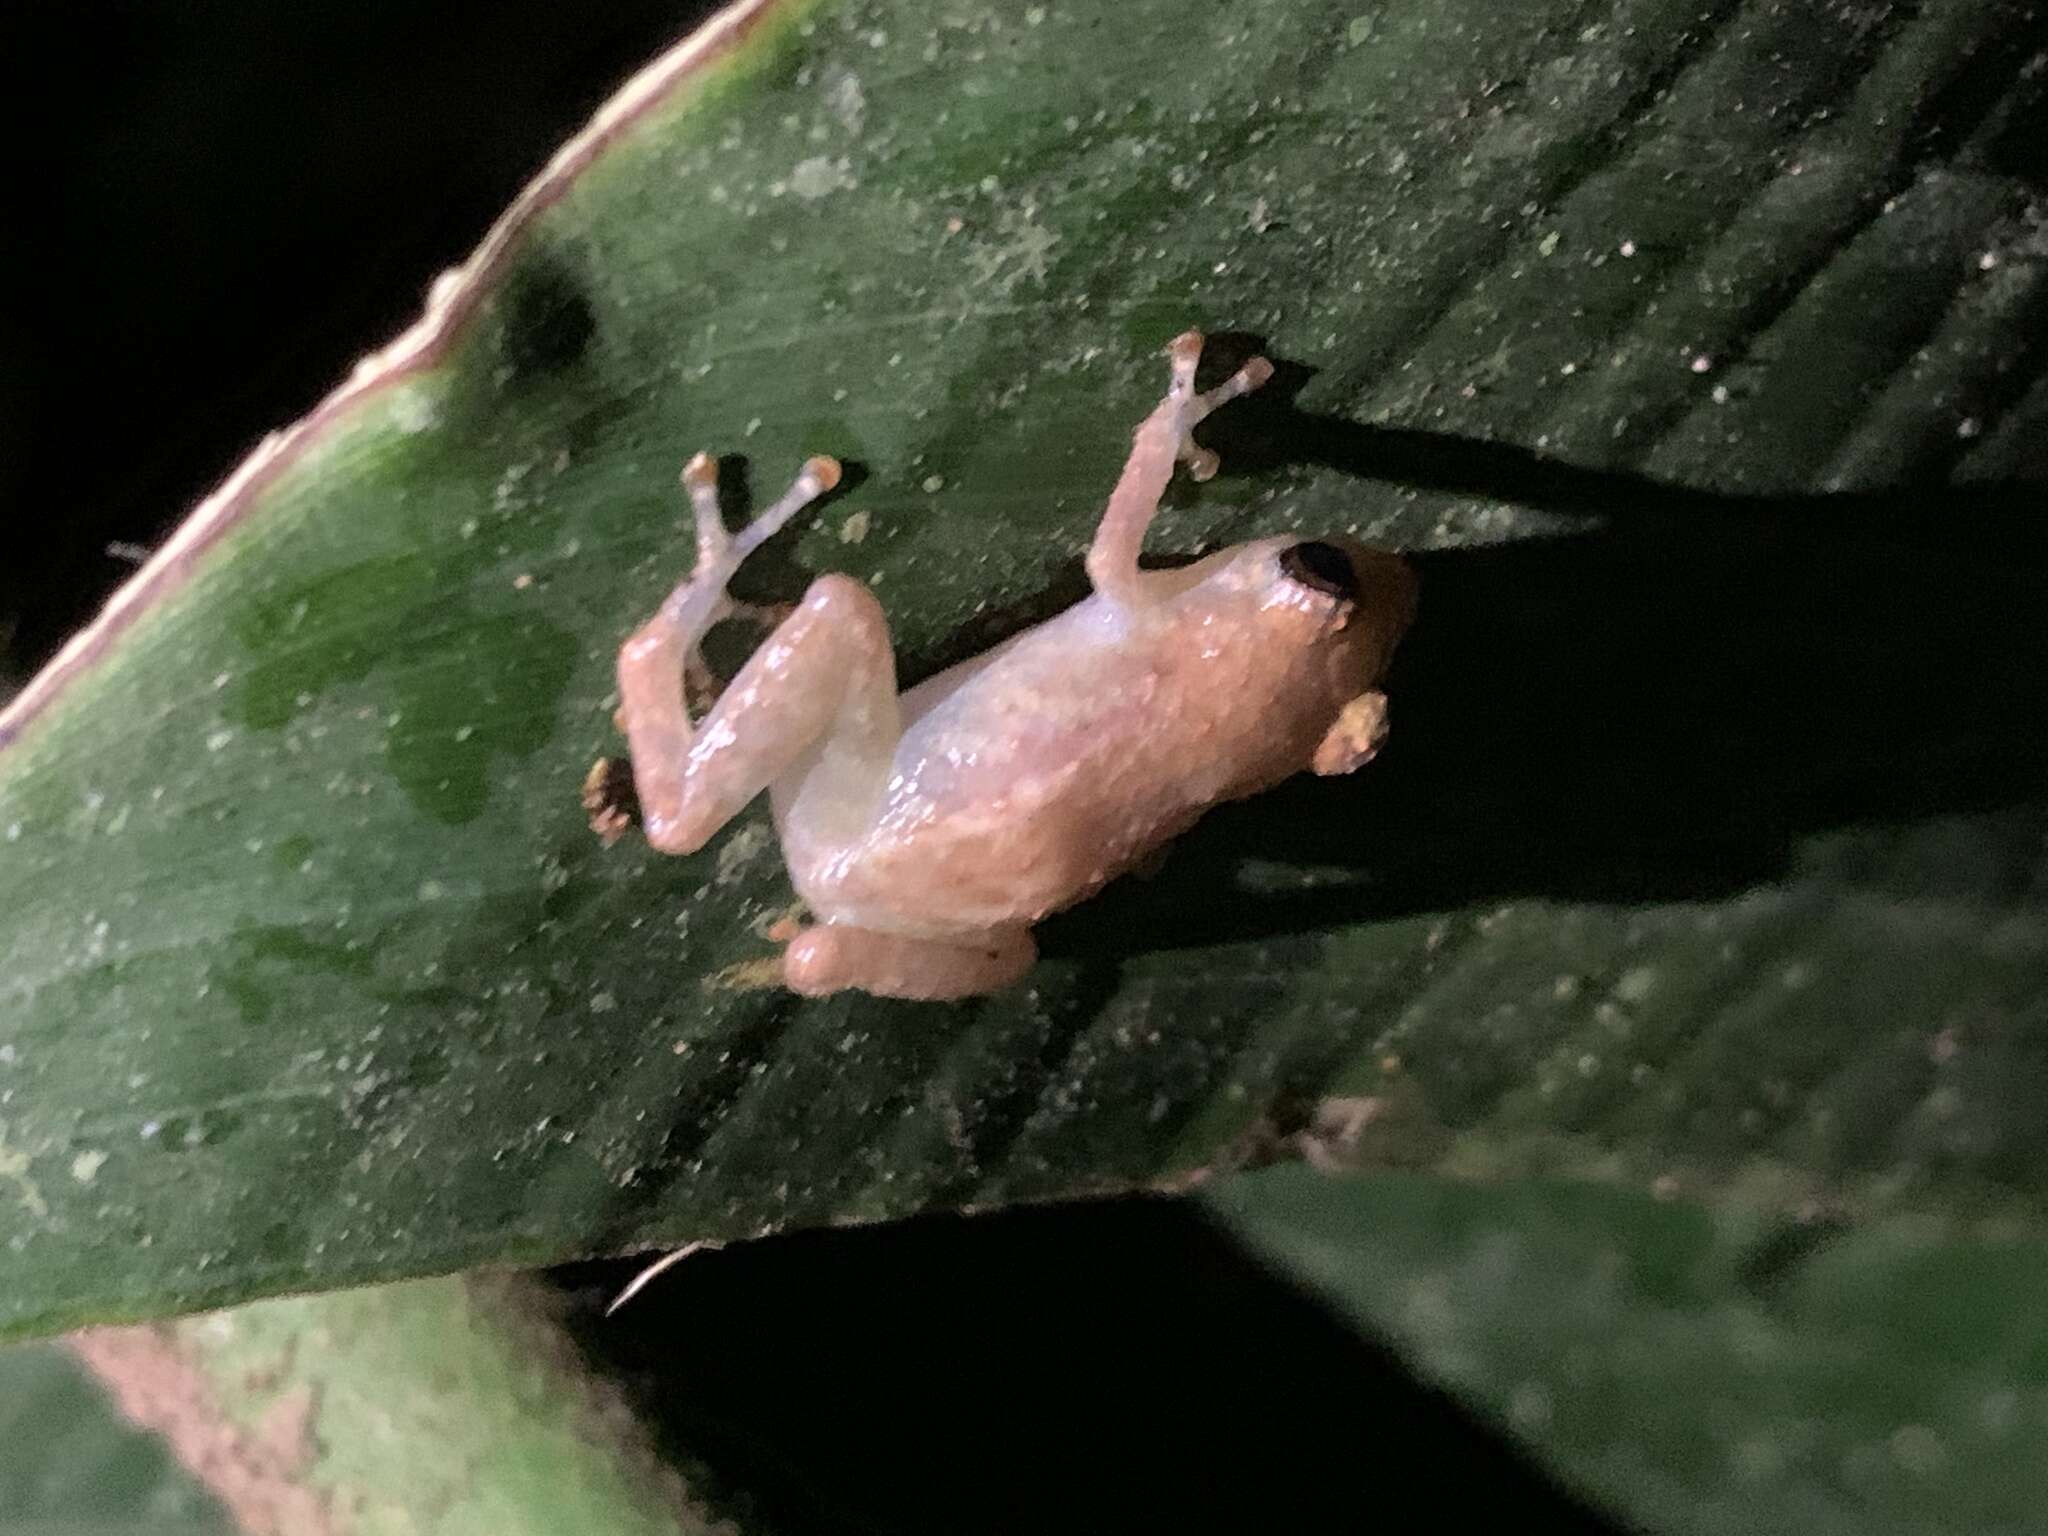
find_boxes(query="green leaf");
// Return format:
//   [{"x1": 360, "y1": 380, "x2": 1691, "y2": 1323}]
[
  {"x1": 0, "y1": 1341, "x2": 232, "y2": 1535},
  {"x1": 68, "y1": 1278, "x2": 722, "y2": 1535},
  {"x1": 1207, "y1": 1168, "x2": 2048, "y2": 1536},
  {"x1": 3, "y1": 0, "x2": 2046, "y2": 1337}
]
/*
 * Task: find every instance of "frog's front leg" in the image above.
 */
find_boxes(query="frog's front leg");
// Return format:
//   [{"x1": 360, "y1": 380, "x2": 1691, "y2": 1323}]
[
  {"x1": 1085, "y1": 330, "x2": 1273, "y2": 607},
  {"x1": 616, "y1": 453, "x2": 899, "y2": 855}
]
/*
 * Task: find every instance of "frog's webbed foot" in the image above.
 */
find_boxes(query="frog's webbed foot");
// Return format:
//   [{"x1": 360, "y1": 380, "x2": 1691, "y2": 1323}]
[{"x1": 1165, "y1": 330, "x2": 1274, "y2": 482}]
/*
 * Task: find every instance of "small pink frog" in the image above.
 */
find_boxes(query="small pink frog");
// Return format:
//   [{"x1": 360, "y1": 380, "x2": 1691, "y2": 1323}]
[{"x1": 605, "y1": 332, "x2": 1416, "y2": 999}]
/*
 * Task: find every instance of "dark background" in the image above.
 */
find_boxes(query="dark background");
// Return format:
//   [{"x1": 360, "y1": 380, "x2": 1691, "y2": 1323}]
[
  {"x1": 6, "y1": 2, "x2": 696, "y2": 689},
  {"x1": 9, "y1": 4, "x2": 1617, "y2": 1530}
]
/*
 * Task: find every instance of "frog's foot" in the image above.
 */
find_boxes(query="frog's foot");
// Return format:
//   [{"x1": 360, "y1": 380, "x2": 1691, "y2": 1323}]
[
  {"x1": 652, "y1": 452, "x2": 842, "y2": 654},
  {"x1": 1084, "y1": 332, "x2": 1274, "y2": 604},
  {"x1": 1164, "y1": 330, "x2": 1275, "y2": 482},
  {"x1": 783, "y1": 923, "x2": 1036, "y2": 1000}
]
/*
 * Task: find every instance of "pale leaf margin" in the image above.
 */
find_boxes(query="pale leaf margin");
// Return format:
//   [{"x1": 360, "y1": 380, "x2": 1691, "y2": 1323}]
[{"x1": 0, "y1": 0, "x2": 794, "y2": 754}]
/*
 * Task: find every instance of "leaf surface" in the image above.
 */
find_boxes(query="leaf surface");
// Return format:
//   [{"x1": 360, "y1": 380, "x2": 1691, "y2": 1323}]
[
  {"x1": 2, "y1": 0, "x2": 2045, "y2": 1335},
  {"x1": 0, "y1": 1341, "x2": 232, "y2": 1534},
  {"x1": 1209, "y1": 1168, "x2": 2048, "y2": 1536}
]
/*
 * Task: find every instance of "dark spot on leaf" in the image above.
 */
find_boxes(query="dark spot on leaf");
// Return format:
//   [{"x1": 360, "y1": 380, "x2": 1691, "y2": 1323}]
[
  {"x1": 218, "y1": 924, "x2": 373, "y2": 1027},
  {"x1": 1736, "y1": 1215, "x2": 1852, "y2": 1296},
  {"x1": 144, "y1": 1105, "x2": 246, "y2": 1153},
  {"x1": 271, "y1": 833, "x2": 318, "y2": 873},
  {"x1": 229, "y1": 553, "x2": 425, "y2": 729},
  {"x1": 498, "y1": 252, "x2": 596, "y2": 379},
  {"x1": 384, "y1": 613, "x2": 577, "y2": 825},
  {"x1": 227, "y1": 539, "x2": 579, "y2": 826}
]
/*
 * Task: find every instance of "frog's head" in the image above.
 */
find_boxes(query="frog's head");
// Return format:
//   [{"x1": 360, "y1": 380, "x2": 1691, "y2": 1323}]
[{"x1": 1258, "y1": 534, "x2": 1418, "y2": 775}]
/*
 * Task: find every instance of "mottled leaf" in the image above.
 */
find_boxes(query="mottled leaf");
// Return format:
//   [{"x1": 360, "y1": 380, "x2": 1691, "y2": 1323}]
[{"x1": 1, "y1": 0, "x2": 2044, "y2": 1339}]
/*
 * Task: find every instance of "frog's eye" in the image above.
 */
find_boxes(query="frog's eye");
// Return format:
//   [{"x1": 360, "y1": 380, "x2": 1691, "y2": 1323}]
[{"x1": 1279, "y1": 541, "x2": 1358, "y2": 601}]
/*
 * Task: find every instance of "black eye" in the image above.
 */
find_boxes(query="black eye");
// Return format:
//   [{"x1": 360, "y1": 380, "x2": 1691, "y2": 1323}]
[{"x1": 1280, "y1": 541, "x2": 1357, "y2": 600}]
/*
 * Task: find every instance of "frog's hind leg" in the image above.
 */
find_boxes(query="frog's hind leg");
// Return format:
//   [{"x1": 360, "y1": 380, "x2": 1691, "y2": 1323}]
[
  {"x1": 1085, "y1": 330, "x2": 1274, "y2": 607},
  {"x1": 616, "y1": 453, "x2": 900, "y2": 855},
  {"x1": 784, "y1": 924, "x2": 1036, "y2": 1000}
]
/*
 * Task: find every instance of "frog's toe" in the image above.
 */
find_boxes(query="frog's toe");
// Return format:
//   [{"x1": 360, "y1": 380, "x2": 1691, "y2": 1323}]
[
  {"x1": 727, "y1": 454, "x2": 843, "y2": 565},
  {"x1": 1166, "y1": 329, "x2": 1205, "y2": 397},
  {"x1": 1167, "y1": 340, "x2": 1272, "y2": 480},
  {"x1": 681, "y1": 452, "x2": 732, "y2": 575}
]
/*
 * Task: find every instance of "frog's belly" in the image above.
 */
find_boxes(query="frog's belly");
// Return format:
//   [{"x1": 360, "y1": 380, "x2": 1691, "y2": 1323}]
[
  {"x1": 791, "y1": 702, "x2": 1299, "y2": 935},
  {"x1": 786, "y1": 593, "x2": 1332, "y2": 934},
  {"x1": 794, "y1": 766, "x2": 1211, "y2": 935}
]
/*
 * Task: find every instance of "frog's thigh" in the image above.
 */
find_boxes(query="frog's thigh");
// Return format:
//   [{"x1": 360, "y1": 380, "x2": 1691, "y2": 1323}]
[
  {"x1": 631, "y1": 574, "x2": 898, "y2": 854},
  {"x1": 784, "y1": 924, "x2": 1036, "y2": 1000}
]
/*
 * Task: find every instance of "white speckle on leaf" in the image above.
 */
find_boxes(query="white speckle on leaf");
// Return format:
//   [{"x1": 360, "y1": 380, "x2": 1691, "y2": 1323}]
[
  {"x1": 206, "y1": 729, "x2": 234, "y2": 753},
  {"x1": 921, "y1": 474, "x2": 946, "y2": 494},
  {"x1": 966, "y1": 204, "x2": 1058, "y2": 292},
  {"x1": 715, "y1": 823, "x2": 772, "y2": 885},
  {"x1": 494, "y1": 460, "x2": 535, "y2": 510},
  {"x1": 1509, "y1": 1382, "x2": 1553, "y2": 1430},
  {"x1": 788, "y1": 155, "x2": 856, "y2": 199},
  {"x1": 1979, "y1": 1389, "x2": 2019, "y2": 1434},
  {"x1": 1731, "y1": 1437, "x2": 1786, "y2": 1483},
  {"x1": 0, "y1": 1127, "x2": 47, "y2": 1219},
  {"x1": 70, "y1": 1150, "x2": 107, "y2": 1184},
  {"x1": 824, "y1": 70, "x2": 866, "y2": 135},
  {"x1": 839, "y1": 510, "x2": 872, "y2": 544},
  {"x1": 390, "y1": 384, "x2": 440, "y2": 435},
  {"x1": 1613, "y1": 965, "x2": 1658, "y2": 1003},
  {"x1": 1889, "y1": 1425, "x2": 1946, "y2": 1475}
]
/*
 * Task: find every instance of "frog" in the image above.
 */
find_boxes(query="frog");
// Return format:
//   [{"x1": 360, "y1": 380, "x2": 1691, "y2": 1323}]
[{"x1": 601, "y1": 330, "x2": 1417, "y2": 1000}]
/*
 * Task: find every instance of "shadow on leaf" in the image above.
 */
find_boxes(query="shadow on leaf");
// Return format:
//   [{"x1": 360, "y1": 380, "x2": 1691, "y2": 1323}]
[{"x1": 1045, "y1": 366, "x2": 2048, "y2": 961}]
